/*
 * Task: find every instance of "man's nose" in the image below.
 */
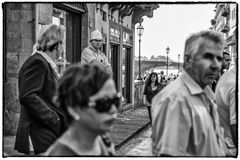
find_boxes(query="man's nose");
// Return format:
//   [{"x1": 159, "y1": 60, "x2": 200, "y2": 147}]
[{"x1": 211, "y1": 57, "x2": 221, "y2": 70}]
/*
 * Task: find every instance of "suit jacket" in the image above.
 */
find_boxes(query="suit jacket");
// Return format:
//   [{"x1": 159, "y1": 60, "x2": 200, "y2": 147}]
[{"x1": 14, "y1": 53, "x2": 67, "y2": 154}]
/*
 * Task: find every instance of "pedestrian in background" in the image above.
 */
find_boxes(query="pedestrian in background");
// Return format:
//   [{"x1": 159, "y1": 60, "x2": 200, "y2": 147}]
[
  {"x1": 143, "y1": 72, "x2": 163, "y2": 123},
  {"x1": 212, "y1": 51, "x2": 231, "y2": 92},
  {"x1": 158, "y1": 71, "x2": 164, "y2": 84},
  {"x1": 44, "y1": 64, "x2": 118, "y2": 156},
  {"x1": 151, "y1": 30, "x2": 229, "y2": 156},
  {"x1": 81, "y1": 30, "x2": 112, "y2": 74},
  {"x1": 15, "y1": 24, "x2": 67, "y2": 155},
  {"x1": 221, "y1": 51, "x2": 231, "y2": 75},
  {"x1": 215, "y1": 63, "x2": 237, "y2": 156}
]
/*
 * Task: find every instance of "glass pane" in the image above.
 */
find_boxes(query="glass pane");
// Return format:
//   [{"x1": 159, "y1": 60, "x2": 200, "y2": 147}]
[{"x1": 122, "y1": 48, "x2": 127, "y2": 102}]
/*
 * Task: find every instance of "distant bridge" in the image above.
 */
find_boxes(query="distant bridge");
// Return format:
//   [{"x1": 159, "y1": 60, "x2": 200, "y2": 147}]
[{"x1": 134, "y1": 60, "x2": 182, "y2": 77}]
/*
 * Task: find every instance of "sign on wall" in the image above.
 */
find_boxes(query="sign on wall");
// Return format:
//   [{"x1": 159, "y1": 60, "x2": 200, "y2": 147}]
[
  {"x1": 123, "y1": 32, "x2": 133, "y2": 46},
  {"x1": 110, "y1": 28, "x2": 120, "y2": 43},
  {"x1": 37, "y1": 4, "x2": 53, "y2": 24}
]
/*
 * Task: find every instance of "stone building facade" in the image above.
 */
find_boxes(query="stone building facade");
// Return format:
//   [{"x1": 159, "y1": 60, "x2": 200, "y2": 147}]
[
  {"x1": 3, "y1": 3, "x2": 159, "y2": 135},
  {"x1": 210, "y1": 3, "x2": 237, "y2": 62}
]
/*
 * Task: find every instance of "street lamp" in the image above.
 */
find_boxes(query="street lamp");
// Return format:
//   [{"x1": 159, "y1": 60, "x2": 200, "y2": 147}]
[
  {"x1": 166, "y1": 46, "x2": 170, "y2": 76},
  {"x1": 136, "y1": 23, "x2": 144, "y2": 80},
  {"x1": 178, "y1": 54, "x2": 180, "y2": 73}
]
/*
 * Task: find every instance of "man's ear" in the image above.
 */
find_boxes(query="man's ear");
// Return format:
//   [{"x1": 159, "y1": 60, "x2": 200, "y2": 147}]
[
  {"x1": 184, "y1": 55, "x2": 191, "y2": 69},
  {"x1": 56, "y1": 43, "x2": 61, "y2": 51}
]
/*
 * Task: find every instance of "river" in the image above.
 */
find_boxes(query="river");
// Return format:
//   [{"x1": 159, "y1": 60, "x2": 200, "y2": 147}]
[{"x1": 153, "y1": 68, "x2": 180, "y2": 75}]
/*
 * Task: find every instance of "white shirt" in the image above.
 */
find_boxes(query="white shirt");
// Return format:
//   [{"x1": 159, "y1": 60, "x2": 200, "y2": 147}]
[
  {"x1": 151, "y1": 69, "x2": 226, "y2": 156},
  {"x1": 215, "y1": 66, "x2": 236, "y2": 151}
]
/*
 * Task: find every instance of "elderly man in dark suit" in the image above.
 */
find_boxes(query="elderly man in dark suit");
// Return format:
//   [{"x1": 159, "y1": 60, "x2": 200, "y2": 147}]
[{"x1": 15, "y1": 24, "x2": 67, "y2": 155}]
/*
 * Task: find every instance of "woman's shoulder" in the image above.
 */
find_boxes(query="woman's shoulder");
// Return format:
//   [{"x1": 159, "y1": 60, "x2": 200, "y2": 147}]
[{"x1": 43, "y1": 141, "x2": 77, "y2": 156}]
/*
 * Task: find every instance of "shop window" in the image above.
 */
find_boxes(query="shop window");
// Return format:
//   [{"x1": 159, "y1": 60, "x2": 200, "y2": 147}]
[
  {"x1": 102, "y1": 11, "x2": 107, "y2": 21},
  {"x1": 122, "y1": 47, "x2": 131, "y2": 103},
  {"x1": 52, "y1": 8, "x2": 68, "y2": 75},
  {"x1": 52, "y1": 5, "x2": 82, "y2": 72},
  {"x1": 122, "y1": 48, "x2": 127, "y2": 103}
]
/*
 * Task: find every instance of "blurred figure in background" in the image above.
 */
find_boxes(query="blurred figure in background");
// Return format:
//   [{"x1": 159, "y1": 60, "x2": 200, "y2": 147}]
[
  {"x1": 143, "y1": 71, "x2": 150, "y2": 82},
  {"x1": 44, "y1": 64, "x2": 118, "y2": 156},
  {"x1": 212, "y1": 51, "x2": 231, "y2": 92},
  {"x1": 215, "y1": 61, "x2": 237, "y2": 156},
  {"x1": 151, "y1": 30, "x2": 229, "y2": 156},
  {"x1": 221, "y1": 51, "x2": 231, "y2": 75},
  {"x1": 143, "y1": 72, "x2": 163, "y2": 123},
  {"x1": 15, "y1": 24, "x2": 67, "y2": 155},
  {"x1": 158, "y1": 71, "x2": 164, "y2": 84}
]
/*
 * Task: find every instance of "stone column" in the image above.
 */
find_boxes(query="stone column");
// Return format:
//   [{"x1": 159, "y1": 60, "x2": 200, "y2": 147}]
[{"x1": 4, "y1": 3, "x2": 35, "y2": 135}]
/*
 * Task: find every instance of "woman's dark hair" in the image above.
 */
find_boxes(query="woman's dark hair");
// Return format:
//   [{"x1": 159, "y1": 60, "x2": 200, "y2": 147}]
[
  {"x1": 54, "y1": 63, "x2": 111, "y2": 124},
  {"x1": 146, "y1": 72, "x2": 159, "y2": 86}
]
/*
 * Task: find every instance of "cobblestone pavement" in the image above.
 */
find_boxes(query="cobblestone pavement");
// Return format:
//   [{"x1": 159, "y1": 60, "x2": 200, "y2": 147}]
[
  {"x1": 116, "y1": 126, "x2": 152, "y2": 156},
  {"x1": 3, "y1": 106, "x2": 150, "y2": 156}
]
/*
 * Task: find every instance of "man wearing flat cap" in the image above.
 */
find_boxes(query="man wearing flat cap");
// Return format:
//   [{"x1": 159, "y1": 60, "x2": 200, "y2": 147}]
[{"x1": 81, "y1": 30, "x2": 112, "y2": 74}]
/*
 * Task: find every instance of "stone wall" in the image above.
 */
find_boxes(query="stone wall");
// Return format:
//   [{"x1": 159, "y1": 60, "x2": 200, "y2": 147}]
[{"x1": 4, "y1": 3, "x2": 35, "y2": 135}]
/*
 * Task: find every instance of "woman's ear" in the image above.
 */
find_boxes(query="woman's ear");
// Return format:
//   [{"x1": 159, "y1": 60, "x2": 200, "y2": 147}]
[{"x1": 67, "y1": 107, "x2": 80, "y2": 121}]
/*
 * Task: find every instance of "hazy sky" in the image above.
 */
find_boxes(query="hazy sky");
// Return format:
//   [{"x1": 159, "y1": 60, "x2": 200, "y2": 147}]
[{"x1": 135, "y1": 3, "x2": 216, "y2": 62}]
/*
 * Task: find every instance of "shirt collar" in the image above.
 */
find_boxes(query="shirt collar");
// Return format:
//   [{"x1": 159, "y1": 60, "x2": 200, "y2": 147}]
[
  {"x1": 230, "y1": 65, "x2": 236, "y2": 73},
  {"x1": 180, "y1": 69, "x2": 213, "y2": 97},
  {"x1": 89, "y1": 45, "x2": 100, "y2": 53},
  {"x1": 35, "y1": 51, "x2": 58, "y2": 70}
]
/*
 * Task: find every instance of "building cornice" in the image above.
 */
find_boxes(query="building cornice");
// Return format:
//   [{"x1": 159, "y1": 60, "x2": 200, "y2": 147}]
[{"x1": 131, "y1": 4, "x2": 159, "y2": 28}]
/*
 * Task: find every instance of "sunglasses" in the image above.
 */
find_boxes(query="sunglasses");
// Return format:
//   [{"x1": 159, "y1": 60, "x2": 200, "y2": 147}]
[{"x1": 88, "y1": 93, "x2": 121, "y2": 113}]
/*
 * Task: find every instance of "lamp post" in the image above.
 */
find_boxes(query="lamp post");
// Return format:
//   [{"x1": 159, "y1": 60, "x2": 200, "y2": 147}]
[
  {"x1": 136, "y1": 23, "x2": 144, "y2": 80},
  {"x1": 166, "y1": 46, "x2": 170, "y2": 76},
  {"x1": 178, "y1": 54, "x2": 180, "y2": 73}
]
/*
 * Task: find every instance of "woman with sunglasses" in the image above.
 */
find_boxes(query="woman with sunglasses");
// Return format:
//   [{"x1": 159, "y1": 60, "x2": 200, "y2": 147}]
[{"x1": 44, "y1": 63, "x2": 120, "y2": 156}]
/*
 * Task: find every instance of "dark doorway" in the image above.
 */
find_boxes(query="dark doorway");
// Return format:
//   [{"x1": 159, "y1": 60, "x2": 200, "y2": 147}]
[
  {"x1": 110, "y1": 44, "x2": 120, "y2": 90},
  {"x1": 122, "y1": 47, "x2": 132, "y2": 103},
  {"x1": 66, "y1": 13, "x2": 82, "y2": 63}
]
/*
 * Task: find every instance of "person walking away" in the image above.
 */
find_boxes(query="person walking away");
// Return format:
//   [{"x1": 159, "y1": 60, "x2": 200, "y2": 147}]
[
  {"x1": 215, "y1": 63, "x2": 237, "y2": 157},
  {"x1": 15, "y1": 24, "x2": 67, "y2": 155},
  {"x1": 143, "y1": 72, "x2": 163, "y2": 123},
  {"x1": 44, "y1": 64, "x2": 119, "y2": 156},
  {"x1": 151, "y1": 30, "x2": 230, "y2": 156},
  {"x1": 81, "y1": 30, "x2": 112, "y2": 74}
]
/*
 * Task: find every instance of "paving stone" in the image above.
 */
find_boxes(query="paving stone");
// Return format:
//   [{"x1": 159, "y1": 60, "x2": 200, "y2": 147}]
[
  {"x1": 110, "y1": 106, "x2": 150, "y2": 149},
  {"x1": 3, "y1": 106, "x2": 149, "y2": 156}
]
